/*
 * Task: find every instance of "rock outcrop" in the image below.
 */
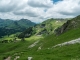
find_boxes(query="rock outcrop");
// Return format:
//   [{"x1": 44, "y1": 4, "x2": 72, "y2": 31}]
[{"x1": 55, "y1": 15, "x2": 80, "y2": 35}]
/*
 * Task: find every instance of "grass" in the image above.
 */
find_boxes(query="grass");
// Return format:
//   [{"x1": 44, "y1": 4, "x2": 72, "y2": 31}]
[
  {"x1": 0, "y1": 32, "x2": 21, "y2": 41},
  {"x1": 0, "y1": 32, "x2": 43, "y2": 42},
  {"x1": 0, "y1": 27, "x2": 80, "y2": 60},
  {"x1": 1, "y1": 43, "x2": 79, "y2": 60},
  {"x1": 42, "y1": 28, "x2": 80, "y2": 48},
  {"x1": 25, "y1": 35, "x2": 43, "y2": 41}
]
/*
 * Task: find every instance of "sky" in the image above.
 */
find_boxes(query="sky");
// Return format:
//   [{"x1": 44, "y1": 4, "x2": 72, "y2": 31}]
[{"x1": 0, "y1": 0, "x2": 80, "y2": 23}]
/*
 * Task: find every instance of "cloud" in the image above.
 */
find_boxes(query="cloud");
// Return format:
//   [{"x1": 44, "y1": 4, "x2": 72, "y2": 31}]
[
  {"x1": 45, "y1": 0, "x2": 80, "y2": 18},
  {"x1": 0, "y1": 0, "x2": 28, "y2": 12},
  {"x1": 0, "y1": 0, "x2": 80, "y2": 23},
  {"x1": 13, "y1": 7, "x2": 43, "y2": 17},
  {"x1": 56, "y1": 0, "x2": 80, "y2": 16},
  {"x1": 57, "y1": 0, "x2": 80, "y2": 15},
  {"x1": 27, "y1": 0, "x2": 53, "y2": 8}
]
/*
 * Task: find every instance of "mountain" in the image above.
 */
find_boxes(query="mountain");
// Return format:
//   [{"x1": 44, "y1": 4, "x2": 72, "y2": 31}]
[
  {"x1": 18, "y1": 18, "x2": 66, "y2": 38},
  {"x1": 55, "y1": 15, "x2": 80, "y2": 35},
  {"x1": 0, "y1": 18, "x2": 35, "y2": 37},
  {"x1": 0, "y1": 18, "x2": 35, "y2": 29},
  {"x1": 1, "y1": 15, "x2": 80, "y2": 60}
]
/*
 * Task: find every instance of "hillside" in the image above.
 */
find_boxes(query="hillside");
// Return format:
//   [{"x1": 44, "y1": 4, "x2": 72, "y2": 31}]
[
  {"x1": 0, "y1": 28, "x2": 80, "y2": 60},
  {"x1": 0, "y1": 18, "x2": 35, "y2": 37},
  {"x1": 18, "y1": 18, "x2": 66, "y2": 38},
  {"x1": 55, "y1": 15, "x2": 80, "y2": 35},
  {"x1": 0, "y1": 15, "x2": 80, "y2": 60}
]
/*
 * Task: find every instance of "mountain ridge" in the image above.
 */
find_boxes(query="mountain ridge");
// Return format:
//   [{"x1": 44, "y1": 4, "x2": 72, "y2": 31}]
[
  {"x1": 18, "y1": 18, "x2": 67, "y2": 38},
  {"x1": 0, "y1": 18, "x2": 36, "y2": 37}
]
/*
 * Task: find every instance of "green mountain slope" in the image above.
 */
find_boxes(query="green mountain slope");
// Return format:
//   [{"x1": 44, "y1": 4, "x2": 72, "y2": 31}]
[
  {"x1": 55, "y1": 15, "x2": 80, "y2": 35},
  {"x1": 18, "y1": 18, "x2": 66, "y2": 38}
]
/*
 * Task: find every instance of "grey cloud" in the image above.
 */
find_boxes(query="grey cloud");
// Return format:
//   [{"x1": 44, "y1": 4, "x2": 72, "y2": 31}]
[
  {"x1": 0, "y1": 0, "x2": 18, "y2": 12},
  {"x1": 59, "y1": 11, "x2": 75, "y2": 15},
  {"x1": 13, "y1": 10, "x2": 39, "y2": 17},
  {"x1": 28, "y1": 0, "x2": 53, "y2": 8},
  {"x1": 0, "y1": 6, "x2": 15, "y2": 12},
  {"x1": 0, "y1": 0, "x2": 25, "y2": 12},
  {"x1": 59, "y1": 8, "x2": 80, "y2": 16}
]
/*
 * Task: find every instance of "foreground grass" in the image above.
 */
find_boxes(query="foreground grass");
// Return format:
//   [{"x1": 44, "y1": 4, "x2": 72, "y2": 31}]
[
  {"x1": 18, "y1": 43, "x2": 80, "y2": 60},
  {"x1": 0, "y1": 42, "x2": 80, "y2": 60},
  {"x1": 0, "y1": 28, "x2": 80, "y2": 60}
]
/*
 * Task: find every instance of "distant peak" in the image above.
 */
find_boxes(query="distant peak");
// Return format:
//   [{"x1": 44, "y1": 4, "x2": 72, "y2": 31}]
[
  {"x1": 21, "y1": 18, "x2": 28, "y2": 20},
  {"x1": 20, "y1": 18, "x2": 30, "y2": 21}
]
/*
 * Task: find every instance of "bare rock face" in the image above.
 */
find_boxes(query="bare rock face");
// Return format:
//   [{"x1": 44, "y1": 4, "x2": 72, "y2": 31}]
[{"x1": 55, "y1": 20, "x2": 71, "y2": 35}]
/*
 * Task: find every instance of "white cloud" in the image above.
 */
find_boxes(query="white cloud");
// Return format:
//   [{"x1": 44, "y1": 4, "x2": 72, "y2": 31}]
[{"x1": 0, "y1": 0, "x2": 80, "y2": 23}]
